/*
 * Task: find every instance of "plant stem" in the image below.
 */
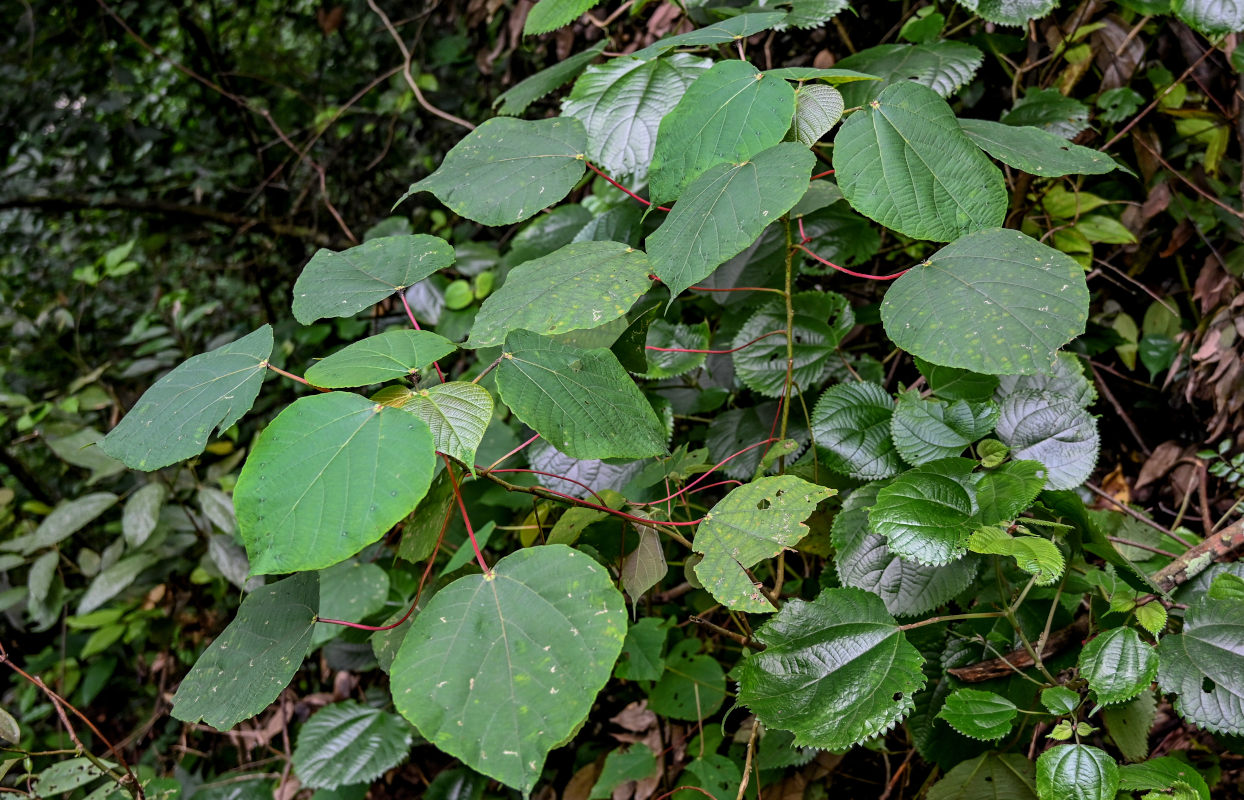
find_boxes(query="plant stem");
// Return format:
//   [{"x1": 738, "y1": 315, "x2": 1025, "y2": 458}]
[{"x1": 444, "y1": 455, "x2": 490, "y2": 575}]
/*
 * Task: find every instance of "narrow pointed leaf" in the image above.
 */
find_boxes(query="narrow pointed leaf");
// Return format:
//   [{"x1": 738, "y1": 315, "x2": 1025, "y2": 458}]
[
  {"x1": 1174, "y1": 0, "x2": 1244, "y2": 36},
  {"x1": 1078, "y1": 627, "x2": 1158, "y2": 706},
  {"x1": 1035, "y1": 745, "x2": 1118, "y2": 800},
  {"x1": 810, "y1": 382, "x2": 904, "y2": 480},
  {"x1": 765, "y1": 67, "x2": 882, "y2": 84},
  {"x1": 122, "y1": 483, "x2": 166, "y2": 549},
  {"x1": 305, "y1": 330, "x2": 456, "y2": 387},
  {"x1": 937, "y1": 689, "x2": 1017, "y2": 740},
  {"x1": 869, "y1": 457, "x2": 980, "y2": 566},
  {"x1": 292, "y1": 701, "x2": 412, "y2": 789},
  {"x1": 959, "y1": 119, "x2": 1117, "y2": 177},
  {"x1": 995, "y1": 391, "x2": 1099, "y2": 490},
  {"x1": 630, "y1": 13, "x2": 788, "y2": 60},
  {"x1": 1157, "y1": 596, "x2": 1244, "y2": 735},
  {"x1": 28, "y1": 492, "x2": 118, "y2": 552},
  {"x1": 621, "y1": 519, "x2": 667, "y2": 605},
  {"x1": 1118, "y1": 756, "x2": 1211, "y2": 800}
]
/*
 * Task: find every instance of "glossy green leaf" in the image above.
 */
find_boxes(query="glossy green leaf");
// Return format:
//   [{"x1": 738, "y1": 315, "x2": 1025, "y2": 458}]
[
  {"x1": 496, "y1": 330, "x2": 666, "y2": 459},
  {"x1": 693, "y1": 476, "x2": 834, "y2": 612},
  {"x1": 292, "y1": 701, "x2": 412, "y2": 789},
  {"x1": 1174, "y1": 0, "x2": 1244, "y2": 36},
  {"x1": 468, "y1": 242, "x2": 652, "y2": 347},
  {"x1": 293, "y1": 237, "x2": 454, "y2": 325},
  {"x1": 649, "y1": 143, "x2": 814, "y2": 300},
  {"x1": 100, "y1": 325, "x2": 273, "y2": 470},
  {"x1": 649, "y1": 61, "x2": 797, "y2": 204},
  {"x1": 589, "y1": 744, "x2": 657, "y2": 800},
  {"x1": 1157, "y1": 596, "x2": 1244, "y2": 735},
  {"x1": 790, "y1": 84, "x2": 844, "y2": 145},
  {"x1": 959, "y1": 119, "x2": 1117, "y2": 177},
  {"x1": 733, "y1": 292, "x2": 849, "y2": 397},
  {"x1": 396, "y1": 382, "x2": 494, "y2": 471},
  {"x1": 737, "y1": 587, "x2": 925, "y2": 750},
  {"x1": 1002, "y1": 89, "x2": 1090, "y2": 139},
  {"x1": 523, "y1": 0, "x2": 602, "y2": 35},
  {"x1": 1042, "y1": 686, "x2": 1080, "y2": 715},
  {"x1": 1118, "y1": 756, "x2": 1211, "y2": 800},
  {"x1": 495, "y1": 42, "x2": 606, "y2": 116},
  {"x1": 927, "y1": 753, "x2": 1037, "y2": 800},
  {"x1": 915, "y1": 358, "x2": 1000, "y2": 402},
  {"x1": 640, "y1": 319, "x2": 709, "y2": 379},
  {"x1": 171, "y1": 572, "x2": 318, "y2": 730},
  {"x1": 765, "y1": 67, "x2": 881, "y2": 84},
  {"x1": 235, "y1": 392, "x2": 436, "y2": 575},
  {"x1": 882, "y1": 228, "x2": 1089, "y2": 375},
  {"x1": 1078, "y1": 627, "x2": 1158, "y2": 706},
  {"x1": 954, "y1": 0, "x2": 1056, "y2": 25},
  {"x1": 398, "y1": 117, "x2": 587, "y2": 226},
  {"x1": 27, "y1": 492, "x2": 118, "y2": 553},
  {"x1": 1035, "y1": 745, "x2": 1118, "y2": 800},
  {"x1": 835, "y1": 42, "x2": 985, "y2": 105},
  {"x1": 649, "y1": 638, "x2": 728, "y2": 720},
  {"x1": 630, "y1": 13, "x2": 789, "y2": 60},
  {"x1": 305, "y1": 330, "x2": 456, "y2": 387},
  {"x1": 810, "y1": 382, "x2": 904, "y2": 480},
  {"x1": 994, "y1": 391, "x2": 1099, "y2": 490},
  {"x1": 975, "y1": 460, "x2": 1047, "y2": 525},
  {"x1": 834, "y1": 82, "x2": 1006, "y2": 241},
  {"x1": 784, "y1": 0, "x2": 850, "y2": 28},
  {"x1": 937, "y1": 689, "x2": 1017, "y2": 740},
  {"x1": 390, "y1": 545, "x2": 626, "y2": 795},
  {"x1": 967, "y1": 527, "x2": 1064, "y2": 585},
  {"x1": 891, "y1": 393, "x2": 999, "y2": 466},
  {"x1": 870, "y1": 457, "x2": 979, "y2": 566}
]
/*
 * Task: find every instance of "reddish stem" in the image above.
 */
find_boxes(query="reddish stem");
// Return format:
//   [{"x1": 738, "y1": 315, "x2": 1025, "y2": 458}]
[
  {"x1": 762, "y1": 394, "x2": 785, "y2": 462},
  {"x1": 444, "y1": 454, "x2": 491, "y2": 575},
  {"x1": 487, "y1": 467, "x2": 609, "y2": 506},
  {"x1": 796, "y1": 244, "x2": 910, "y2": 281},
  {"x1": 400, "y1": 290, "x2": 447, "y2": 382},
  {"x1": 646, "y1": 329, "x2": 786, "y2": 355},
  {"x1": 584, "y1": 160, "x2": 672, "y2": 212},
  {"x1": 648, "y1": 438, "x2": 778, "y2": 506},
  {"x1": 685, "y1": 479, "x2": 744, "y2": 495},
  {"x1": 687, "y1": 284, "x2": 784, "y2": 294},
  {"x1": 810, "y1": 169, "x2": 835, "y2": 179},
  {"x1": 486, "y1": 432, "x2": 541, "y2": 471}
]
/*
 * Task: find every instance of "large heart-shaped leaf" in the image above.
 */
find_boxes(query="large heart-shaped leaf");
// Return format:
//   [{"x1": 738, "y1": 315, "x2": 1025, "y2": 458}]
[
  {"x1": 292, "y1": 701, "x2": 412, "y2": 789},
  {"x1": 1036, "y1": 745, "x2": 1118, "y2": 800},
  {"x1": 171, "y1": 572, "x2": 318, "y2": 730},
  {"x1": 835, "y1": 42, "x2": 985, "y2": 105},
  {"x1": 390, "y1": 545, "x2": 626, "y2": 795},
  {"x1": 235, "y1": 392, "x2": 436, "y2": 575},
  {"x1": 994, "y1": 391, "x2": 1099, "y2": 490},
  {"x1": 881, "y1": 228, "x2": 1089, "y2": 375},
  {"x1": 101, "y1": 325, "x2": 273, "y2": 470},
  {"x1": 292, "y1": 236, "x2": 455, "y2": 325},
  {"x1": 1157, "y1": 596, "x2": 1244, "y2": 734},
  {"x1": 1078, "y1": 627, "x2": 1158, "y2": 706},
  {"x1": 305, "y1": 330, "x2": 456, "y2": 387},
  {"x1": 737, "y1": 587, "x2": 925, "y2": 750},
  {"x1": 693, "y1": 476, "x2": 834, "y2": 612},
  {"x1": 496, "y1": 330, "x2": 666, "y2": 460},
  {"x1": 397, "y1": 117, "x2": 587, "y2": 226},
  {"x1": 630, "y1": 13, "x2": 789, "y2": 60},
  {"x1": 890, "y1": 393, "x2": 999, "y2": 466},
  {"x1": 959, "y1": 119, "x2": 1117, "y2": 177},
  {"x1": 834, "y1": 81, "x2": 1006, "y2": 241},
  {"x1": 869, "y1": 457, "x2": 980, "y2": 566},
  {"x1": 810, "y1": 382, "x2": 904, "y2": 480}
]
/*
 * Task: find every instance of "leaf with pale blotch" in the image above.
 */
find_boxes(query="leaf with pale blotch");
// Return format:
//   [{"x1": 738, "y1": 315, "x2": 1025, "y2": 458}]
[
  {"x1": 870, "y1": 457, "x2": 980, "y2": 566},
  {"x1": 791, "y1": 84, "x2": 844, "y2": 145},
  {"x1": 1157, "y1": 595, "x2": 1244, "y2": 735},
  {"x1": 292, "y1": 237, "x2": 454, "y2": 325},
  {"x1": 292, "y1": 700, "x2": 412, "y2": 789},
  {"x1": 937, "y1": 689, "x2": 1017, "y2": 740},
  {"x1": 1036, "y1": 745, "x2": 1118, "y2": 800},
  {"x1": 389, "y1": 382, "x2": 494, "y2": 472},
  {"x1": 811, "y1": 382, "x2": 904, "y2": 480},
  {"x1": 959, "y1": 118, "x2": 1117, "y2": 177},
  {"x1": 630, "y1": 13, "x2": 788, "y2": 60},
  {"x1": 305, "y1": 330, "x2": 456, "y2": 387},
  {"x1": 1078, "y1": 627, "x2": 1158, "y2": 706}
]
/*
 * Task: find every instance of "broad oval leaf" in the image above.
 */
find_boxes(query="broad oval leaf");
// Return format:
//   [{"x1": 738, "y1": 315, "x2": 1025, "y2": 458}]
[
  {"x1": 937, "y1": 689, "x2": 1017, "y2": 740},
  {"x1": 1078, "y1": 627, "x2": 1158, "y2": 706},
  {"x1": 834, "y1": 81, "x2": 1006, "y2": 241},
  {"x1": 292, "y1": 700, "x2": 412, "y2": 789},
  {"x1": 791, "y1": 84, "x2": 844, "y2": 146},
  {"x1": 927, "y1": 753, "x2": 1038, "y2": 800},
  {"x1": 1157, "y1": 596, "x2": 1244, "y2": 735},
  {"x1": 630, "y1": 12, "x2": 789, "y2": 62},
  {"x1": 1035, "y1": 745, "x2": 1119, "y2": 800},
  {"x1": 397, "y1": 117, "x2": 587, "y2": 226},
  {"x1": 1174, "y1": 0, "x2": 1244, "y2": 36},
  {"x1": 733, "y1": 292, "x2": 850, "y2": 398},
  {"x1": 292, "y1": 236, "x2": 455, "y2": 325},
  {"x1": 959, "y1": 119, "x2": 1117, "y2": 177},
  {"x1": 955, "y1": 0, "x2": 1057, "y2": 25},
  {"x1": 994, "y1": 391, "x2": 1099, "y2": 490},
  {"x1": 171, "y1": 572, "x2": 318, "y2": 730},
  {"x1": 1118, "y1": 755, "x2": 1212, "y2": 800},
  {"x1": 305, "y1": 330, "x2": 456, "y2": 387},
  {"x1": 101, "y1": 325, "x2": 273, "y2": 470},
  {"x1": 235, "y1": 392, "x2": 436, "y2": 575},
  {"x1": 836, "y1": 42, "x2": 985, "y2": 105},
  {"x1": 390, "y1": 545, "x2": 626, "y2": 795},
  {"x1": 869, "y1": 457, "x2": 980, "y2": 566},
  {"x1": 737, "y1": 587, "x2": 926, "y2": 751},
  {"x1": 891, "y1": 393, "x2": 999, "y2": 466},
  {"x1": 810, "y1": 382, "x2": 903, "y2": 480},
  {"x1": 693, "y1": 476, "x2": 834, "y2": 612},
  {"x1": 881, "y1": 228, "x2": 1090, "y2": 375},
  {"x1": 523, "y1": 0, "x2": 602, "y2": 35}
]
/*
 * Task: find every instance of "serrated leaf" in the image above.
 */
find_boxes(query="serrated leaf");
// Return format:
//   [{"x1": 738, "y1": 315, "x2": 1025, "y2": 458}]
[
  {"x1": 468, "y1": 242, "x2": 651, "y2": 348},
  {"x1": 959, "y1": 119, "x2": 1117, "y2": 177},
  {"x1": 1036, "y1": 745, "x2": 1119, "y2": 800},
  {"x1": 1103, "y1": 691, "x2": 1155, "y2": 762},
  {"x1": 882, "y1": 228, "x2": 1089, "y2": 375},
  {"x1": 495, "y1": 41, "x2": 606, "y2": 116},
  {"x1": 648, "y1": 142, "x2": 815, "y2": 300},
  {"x1": 101, "y1": 325, "x2": 273, "y2": 470},
  {"x1": 975, "y1": 460, "x2": 1047, "y2": 525},
  {"x1": 523, "y1": 0, "x2": 602, "y2": 35},
  {"x1": 1135, "y1": 601, "x2": 1168, "y2": 635},
  {"x1": 1118, "y1": 756, "x2": 1211, "y2": 800},
  {"x1": 836, "y1": 42, "x2": 985, "y2": 105},
  {"x1": 649, "y1": 61, "x2": 797, "y2": 204},
  {"x1": 1157, "y1": 596, "x2": 1244, "y2": 735},
  {"x1": 834, "y1": 82, "x2": 1006, "y2": 241},
  {"x1": 1042, "y1": 686, "x2": 1080, "y2": 715},
  {"x1": 791, "y1": 84, "x2": 844, "y2": 145},
  {"x1": 915, "y1": 357, "x2": 1000, "y2": 402},
  {"x1": 1078, "y1": 627, "x2": 1158, "y2": 706},
  {"x1": 732, "y1": 292, "x2": 851, "y2": 397},
  {"x1": 707, "y1": 402, "x2": 809, "y2": 480},
  {"x1": 1002, "y1": 89, "x2": 1090, "y2": 140},
  {"x1": 810, "y1": 382, "x2": 904, "y2": 480},
  {"x1": 292, "y1": 701, "x2": 412, "y2": 789},
  {"x1": 928, "y1": 753, "x2": 1038, "y2": 800},
  {"x1": 870, "y1": 457, "x2": 979, "y2": 566},
  {"x1": 737, "y1": 587, "x2": 926, "y2": 750},
  {"x1": 996, "y1": 352, "x2": 1096, "y2": 407},
  {"x1": 621, "y1": 520, "x2": 667, "y2": 605},
  {"x1": 995, "y1": 391, "x2": 1099, "y2": 490},
  {"x1": 693, "y1": 476, "x2": 834, "y2": 612},
  {"x1": 305, "y1": 330, "x2": 456, "y2": 387},
  {"x1": 967, "y1": 527, "x2": 1065, "y2": 584},
  {"x1": 955, "y1": 0, "x2": 1056, "y2": 25},
  {"x1": 27, "y1": 493, "x2": 119, "y2": 553},
  {"x1": 398, "y1": 382, "x2": 494, "y2": 471},
  {"x1": 292, "y1": 237, "x2": 454, "y2": 325},
  {"x1": 1173, "y1": 0, "x2": 1244, "y2": 37},
  {"x1": 171, "y1": 572, "x2": 318, "y2": 730},
  {"x1": 784, "y1": 0, "x2": 850, "y2": 28},
  {"x1": 639, "y1": 319, "x2": 708, "y2": 379},
  {"x1": 630, "y1": 12, "x2": 789, "y2": 60},
  {"x1": 235, "y1": 392, "x2": 436, "y2": 575},
  {"x1": 937, "y1": 689, "x2": 1017, "y2": 740},
  {"x1": 496, "y1": 330, "x2": 666, "y2": 460},
  {"x1": 891, "y1": 394, "x2": 999, "y2": 466},
  {"x1": 397, "y1": 117, "x2": 587, "y2": 226},
  {"x1": 391, "y1": 545, "x2": 626, "y2": 795}
]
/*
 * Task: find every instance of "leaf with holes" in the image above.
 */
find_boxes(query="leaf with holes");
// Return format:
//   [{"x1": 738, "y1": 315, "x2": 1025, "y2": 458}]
[
  {"x1": 1078, "y1": 627, "x2": 1159, "y2": 706},
  {"x1": 967, "y1": 527, "x2": 1065, "y2": 585},
  {"x1": 891, "y1": 393, "x2": 999, "y2": 466},
  {"x1": 292, "y1": 701, "x2": 412, "y2": 789},
  {"x1": 836, "y1": 42, "x2": 985, "y2": 105},
  {"x1": 1157, "y1": 596, "x2": 1244, "y2": 735},
  {"x1": 737, "y1": 587, "x2": 925, "y2": 750},
  {"x1": 100, "y1": 325, "x2": 272, "y2": 471},
  {"x1": 790, "y1": 84, "x2": 844, "y2": 145},
  {"x1": 390, "y1": 545, "x2": 626, "y2": 795},
  {"x1": 235, "y1": 392, "x2": 436, "y2": 575},
  {"x1": 870, "y1": 457, "x2": 980, "y2": 566},
  {"x1": 811, "y1": 382, "x2": 904, "y2": 480},
  {"x1": 305, "y1": 330, "x2": 456, "y2": 387},
  {"x1": 937, "y1": 689, "x2": 1017, "y2": 740},
  {"x1": 523, "y1": 0, "x2": 603, "y2": 35},
  {"x1": 994, "y1": 391, "x2": 1099, "y2": 490},
  {"x1": 959, "y1": 119, "x2": 1117, "y2": 177},
  {"x1": 732, "y1": 292, "x2": 851, "y2": 398},
  {"x1": 693, "y1": 476, "x2": 833, "y2": 612},
  {"x1": 630, "y1": 12, "x2": 789, "y2": 60},
  {"x1": 1036, "y1": 745, "x2": 1118, "y2": 800},
  {"x1": 639, "y1": 319, "x2": 709, "y2": 379}
]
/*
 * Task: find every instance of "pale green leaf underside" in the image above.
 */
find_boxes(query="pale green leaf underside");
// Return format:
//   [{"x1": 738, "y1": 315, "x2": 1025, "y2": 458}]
[
  {"x1": 1078, "y1": 627, "x2": 1159, "y2": 706},
  {"x1": 937, "y1": 688, "x2": 1017, "y2": 740},
  {"x1": 1036, "y1": 745, "x2": 1119, "y2": 800},
  {"x1": 955, "y1": 0, "x2": 1057, "y2": 25},
  {"x1": 836, "y1": 42, "x2": 985, "y2": 105},
  {"x1": 791, "y1": 84, "x2": 844, "y2": 146},
  {"x1": 959, "y1": 119, "x2": 1117, "y2": 177},
  {"x1": 996, "y1": 352, "x2": 1096, "y2": 407},
  {"x1": 305, "y1": 330, "x2": 456, "y2": 387},
  {"x1": 870, "y1": 457, "x2": 980, "y2": 566},
  {"x1": 292, "y1": 701, "x2": 412, "y2": 789},
  {"x1": 1174, "y1": 0, "x2": 1244, "y2": 36},
  {"x1": 100, "y1": 325, "x2": 273, "y2": 471},
  {"x1": 390, "y1": 546, "x2": 627, "y2": 795},
  {"x1": 995, "y1": 390, "x2": 1099, "y2": 490},
  {"x1": 811, "y1": 381, "x2": 904, "y2": 480},
  {"x1": 523, "y1": 0, "x2": 602, "y2": 35},
  {"x1": 495, "y1": 42, "x2": 607, "y2": 116},
  {"x1": 1157, "y1": 596, "x2": 1244, "y2": 735},
  {"x1": 400, "y1": 382, "x2": 494, "y2": 471},
  {"x1": 630, "y1": 12, "x2": 789, "y2": 60}
]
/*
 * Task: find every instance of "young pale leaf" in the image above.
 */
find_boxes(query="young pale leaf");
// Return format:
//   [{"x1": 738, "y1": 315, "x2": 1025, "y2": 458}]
[
  {"x1": 304, "y1": 330, "x2": 456, "y2": 387},
  {"x1": 882, "y1": 228, "x2": 1089, "y2": 375},
  {"x1": 834, "y1": 82, "x2": 1006, "y2": 241},
  {"x1": 1174, "y1": 0, "x2": 1244, "y2": 35},
  {"x1": 648, "y1": 143, "x2": 815, "y2": 300},
  {"x1": 390, "y1": 545, "x2": 626, "y2": 795},
  {"x1": 630, "y1": 12, "x2": 789, "y2": 61},
  {"x1": 523, "y1": 0, "x2": 602, "y2": 35},
  {"x1": 648, "y1": 61, "x2": 796, "y2": 204},
  {"x1": 835, "y1": 42, "x2": 985, "y2": 104},
  {"x1": 994, "y1": 391, "x2": 1099, "y2": 489},
  {"x1": 171, "y1": 572, "x2": 318, "y2": 730},
  {"x1": 397, "y1": 117, "x2": 587, "y2": 226},
  {"x1": 495, "y1": 330, "x2": 667, "y2": 460},
  {"x1": 1035, "y1": 745, "x2": 1119, "y2": 800},
  {"x1": 1102, "y1": 691, "x2": 1155, "y2": 762},
  {"x1": 937, "y1": 689, "x2": 1018, "y2": 740},
  {"x1": 292, "y1": 701, "x2": 412, "y2": 789},
  {"x1": 292, "y1": 237, "x2": 454, "y2": 325},
  {"x1": 693, "y1": 476, "x2": 834, "y2": 612},
  {"x1": 495, "y1": 41, "x2": 606, "y2": 116},
  {"x1": 954, "y1": 0, "x2": 1056, "y2": 25},
  {"x1": 467, "y1": 242, "x2": 652, "y2": 347},
  {"x1": 737, "y1": 587, "x2": 925, "y2": 751},
  {"x1": 235, "y1": 392, "x2": 436, "y2": 575},
  {"x1": 891, "y1": 394, "x2": 999, "y2": 466},
  {"x1": 100, "y1": 325, "x2": 273, "y2": 470},
  {"x1": 915, "y1": 357, "x2": 1000, "y2": 402},
  {"x1": 733, "y1": 292, "x2": 849, "y2": 397},
  {"x1": 391, "y1": 382, "x2": 494, "y2": 471},
  {"x1": 1157, "y1": 596, "x2": 1244, "y2": 734},
  {"x1": 959, "y1": 119, "x2": 1117, "y2": 177},
  {"x1": 1041, "y1": 686, "x2": 1080, "y2": 715},
  {"x1": 870, "y1": 457, "x2": 980, "y2": 566},
  {"x1": 791, "y1": 84, "x2": 844, "y2": 145},
  {"x1": 1078, "y1": 627, "x2": 1158, "y2": 706},
  {"x1": 967, "y1": 527, "x2": 1065, "y2": 584},
  {"x1": 811, "y1": 382, "x2": 904, "y2": 480},
  {"x1": 927, "y1": 753, "x2": 1038, "y2": 800},
  {"x1": 1118, "y1": 756, "x2": 1211, "y2": 800}
]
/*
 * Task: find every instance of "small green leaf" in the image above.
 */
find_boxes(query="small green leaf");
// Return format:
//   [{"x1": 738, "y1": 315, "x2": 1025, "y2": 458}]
[
  {"x1": 1002, "y1": 88, "x2": 1090, "y2": 139},
  {"x1": 589, "y1": 744, "x2": 657, "y2": 800},
  {"x1": 495, "y1": 41, "x2": 606, "y2": 116},
  {"x1": 959, "y1": 119, "x2": 1117, "y2": 177},
  {"x1": 1173, "y1": 0, "x2": 1244, "y2": 36},
  {"x1": 927, "y1": 753, "x2": 1038, "y2": 800},
  {"x1": 1078, "y1": 627, "x2": 1159, "y2": 706},
  {"x1": 621, "y1": 518, "x2": 667, "y2": 605},
  {"x1": 1157, "y1": 595, "x2": 1244, "y2": 735},
  {"x1": 31, "y1": 757, "x2": 112, "y2": 796},
  {"x1": 27, "y1": 493, "x2": 118, "y2": 553},
  {"x1": 810, "y1": 382, "x2": 904, "y2": 480},
  {"x1": 1035, "y1": 745, "x2": 1119, "y2": 800},
  {"x1": 1209, "y1": 572, "x2": 1244, "y2": 601},
  {"x1": 1041, "y1": 686, "x2": 1080, "y2": 715},
  {"x1": 978, "y1": 439, "x2": 1010, "y2": 468},
  {"x1": 870, "y1": 458, "x2": 980, "y2": 566},
  {"x1": 1134, "y1": 601, "x2": 1168, "y2": 636},
  {"x1": 790, "y1": 84, "x2": 844, "y2": 145},
  {"x1": 0, "y1": 708, "x2": 18, "y2": 745},
  {"x1": 523, "y1": 0, "x2": 602, "y2": 35},
  {"x1": 614, "y1": 616, "x2": 669, "y2": 681},
  {"x1": 967, "y1": 527, "x2": 1065, "y2": 585},
  {"x1": 293, "y1": 237, "x2": 455, "y2": 325},
  {"x1": 765, "y1": 67, "x2": 882, "y2": 84},
  {"x1": 937, "y1": 688, "x2": 1017, "y2": 740},
  {"x1": 305, "y1": 330, "x2": 456, "y2": 387},
  {"x1": 293, "y1": 701, "x2": 412, "y2": 789},
  {"x1": 649, "y1": 638, "x2": 728, "y2": 720},
  {"x1": 891, "y1": 393, "x2": 999, "y2": 466},
  {"x1": 915, "y1": 357, "x2": 1000, "y2": 402},
  {"x1": 640, "y1": 319, "x2": 709, "y2": 379},
  {"x1": 975, "y1": 460, "x2": 1047, "y2": 525},
  {"x1": 77, "y1": 554, "x2": 157, "y2": 615},
  {"x1": 995, "y1": 391, "x2": 1099, "y2": 490},
  {"x1": 1103, "y1": 691, "x2": 1155, "y2": 762}
]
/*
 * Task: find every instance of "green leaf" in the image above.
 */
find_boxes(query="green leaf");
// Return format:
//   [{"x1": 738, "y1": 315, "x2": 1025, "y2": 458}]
[
  {"x1": 305, "y1": 330, "x2": 456, "y2": 387},
  {"x1": 292, "y1": 701, "x2": 412, "y2": 789},
  {"x1": 468, "y1": 242, "x2": 652, "y2": 348},
  {"x1": 1075, "y1": 215, "x2": 1137, "y2": 245},
  {"x1": 614, "y1": 616, "x2": 668, "y2": 681},
  {"x1": 693, "y1": 476, "x2": 834, "y2": 612},
  {"x1": 100, "y1": 325, "x2": 273, "y2": 470},
  {"x1": 640, "y1": 319, "x2": 709, "y2": 379},
  {"x1": 835, "y1": 42, "x2": 984, "y2": 105},
  {"x1": 733, "y1": 292, "x2": 850, "y2": 398},
  {"x1": 1157, "y1": 596, "x2": 1244, "y2": 735},
  {"x1": 563, "y1": 53, "x2": 711, "y2": 180},
  {"x1": 870, "y1": 457, "x2": 979, "y2": 566},
  {"x1": 649, "y1": 143, "x2": 814, "y2": 300},
  {"x1": 0, "y1": 708, "x2": 18, "y2": 745},
  {"x1": 834, "y1": 82, "x2": 1006, "y2": 241},
  {"x1": 882, "y1": 228, "x2": 1089, "y2": 375},
  {"x1": 1173, "y1": 0, "x2": 1244, "y2": 36},
  {"x1": 621, "y1": 518, "x2": 667, "y2": 605},
  {"x1": 312, "y1": 560, "x2": 390, "y2": 647},
  {"x1": 708, "y1": 402, "x2": 808, "y2": 480},
  {"x1": 171, "y1": 572, "x2": 318, "y2": 730},
  {"x1": 649, "y1": 61, "x2": 797, "y2": 204},
  {"x1": 1209, "y1": 572, "x2": 1244, "y2": 601},
  {"x1": 784, "y1": 0, "x2": 850, "y2": 28},
  {"x1": 954, "y1": 0, "x2": 1056, "y2": 25},
  {"x1": 937, "y1": 688, "x2": 1017, "y2": 740},
  {"x1": 967, "y1": 527, "x2": 1065, "y2": 584},
  {"x1": 1078, "y1": 627, "x2": 1158, "y2": 706},
  {"x1": 891, "y1": 393, "x2": 999, "y2": 466},
  {"x1": 915, "y1": 357, "x2": 1000, "y2": 402},
  {"x1": 523, "y1": 0, "x2": 602, "y2": 35},
  {"x1": 975, "y1": 460, "x2": 1047, "y2": 525},
  {"x1": 765, "y1": 67, "x2": 882, "y2": 84},
  {"x1": 630, "y1": 13, "x2": 789, "y2": 60},
  {"x1": 27, "y1": 492, "x2": 118, "y2": 553},
  {"x1": 737, "y1": 587, "x2": 925, "y2": 750},
  {"x1": 810, "y1": 382, "x2": 904, "y2": 480},
  {"x1": 790, "y1": 84, "x2": 844, "y2": 146},
  {"x1": 797, "y1": 202, "x2": 882, "y2": 270},
  {"x1": 1135, "y1": 601, "x2": 1168, "y2": 635},
  {"x1": 996, "y1": 352, "x2": 1096, "y2": 408},
  {"x1": 1042, "y1": 686, "x2": 1080, "y2": 715},
  {"x1": 928, "y1": 753, "x2": 1038, "y2": 800},
  {"x1": 995, "y1": 391, "x2": 1099, "y2": 490},
  {"x1": 1002, "y1": 89, "x2": 1090, "y2": 139},
  {"x1": 293, "y1": 237, "x2": 455, "y2": 325},
  {"x1": 398, "y1": 117, "x2": 587, "y2": 226},
  {"x1": 495, "y1": 41, "x2": 607, "y2": 116},
  {"x1": 77, "y1": 554, "x2": 157, "y2": 615},
  {"x1": 589, "y1": 744, "x2": 657, "y2": 800},
  {"x1": 673, "y1": 755, "x2": 739, "y2": 800},
  {"x1": 396, "y1": 382, "x2": 494, "y2": 471},
  {"x1": 1035, "y1": 745, "x2": 1119, "y2": 800},
  {"x1": 496, "y1": 330, "x2": 666, "y2": 460},
  {"x1": 959, "y1": 119, "x2": 1117, "y2": 177},
  {"x1": 390, "y1": 545, "x2": 626, "y2": 795},
  {"x1": 1118, "y1": 756, "x2": 1211, "y2": 800},
  {"x1": 31, "y1": 758, "x2": 112, "y2": 796},
  {"x1": 45, "y1": 427, "x2": 125, "y2": 484},
  {"x1": 235, "y1": 392, "x2": 436, "y2": 575},
  {"x1": 649, "y1": 638, "x2": 728, "y2": 720},
  {"x1": 1103, "y1": 691, "x2": 1155, "y2": 762}
]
